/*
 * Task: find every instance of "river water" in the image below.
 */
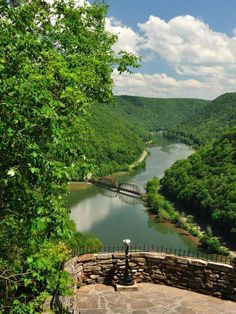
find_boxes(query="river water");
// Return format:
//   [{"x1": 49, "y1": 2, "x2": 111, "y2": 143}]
[{"x1": 69, "y1": 137, "x2": 199, "y2": 250}]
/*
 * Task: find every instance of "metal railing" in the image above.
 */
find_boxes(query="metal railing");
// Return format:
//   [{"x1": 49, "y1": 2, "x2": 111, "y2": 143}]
[{"x1": 72, "y1": 244, "x2": 233, "y2": 265}]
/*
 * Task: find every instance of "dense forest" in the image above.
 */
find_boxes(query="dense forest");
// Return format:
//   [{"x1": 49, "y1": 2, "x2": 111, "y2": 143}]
[
  {"x1": 159, "y1": 93, "x2": 236, "y2": 246},
  {"x1": 0, "y1": 1, "x2": 139, "y2": 312},
  {"x1": 166, "y1": 93, "x2": 236, "y2": 146},
  {"x1": 84, "y1": 96, "x2": 208, "y2": 176},
  {"x1": 1, "y1": 0, "x2": 235, "y2": 311},
  {"x1": 145, "y1": 177, "x2": 229, "y2": 255},
  {"x1": 161, "y1": 128, "x2": 236, "y2": 243}
]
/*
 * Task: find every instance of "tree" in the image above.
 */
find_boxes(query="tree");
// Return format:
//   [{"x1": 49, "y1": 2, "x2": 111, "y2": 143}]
[{"x1": 0, "y1": 0, "x2": 139, "y2": 312}]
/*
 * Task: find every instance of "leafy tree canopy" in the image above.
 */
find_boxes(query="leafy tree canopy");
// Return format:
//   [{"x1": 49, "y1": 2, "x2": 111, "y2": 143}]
[
  {"x1": 161, "y1": 128, "x2": 236, "y2": 243},
  {"x1": 166, "y1": 92, "x2": 236, "y2": 146},
  {"x1": 0, "y1": 0, "x2": 139, "y2": 312}
]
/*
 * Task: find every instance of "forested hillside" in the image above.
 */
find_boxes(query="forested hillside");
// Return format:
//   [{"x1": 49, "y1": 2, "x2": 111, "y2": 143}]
[
  {"x1": 166, "y1": 93, "x2": 236, "y2": 146},
  {"x1": 84, "y1": 96, "x2": 208, "y2": 176},
  {"x1": 161, "y1": 128, "x2": 236, "y2": 241},
  {"x1": 0, "y1": 1, "x2": 139, "y2": 311},
  {"x1": 116, "y1": 96, "x2": 208, "y2": 132},
  {"x1": 83, "y1": 102, "x2": 146, "y2": 176}
]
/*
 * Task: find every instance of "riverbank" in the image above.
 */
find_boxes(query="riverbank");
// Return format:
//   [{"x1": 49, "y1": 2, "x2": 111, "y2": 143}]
[
  {"x1": 107, "y1": 148, "x2": 149, "y2": 179},
  {"x1": 69, "y1": 141, "x2": 200, "y2": 249},
  {"x1": 129, "y1": 149, "x2": 148, "y2": 170},
  {"x1": 144, "y1": 177, "x2": 233, "y2": 258},
  {"x1": 70, "y1": 148, "x2": 149, "y2": 187}
]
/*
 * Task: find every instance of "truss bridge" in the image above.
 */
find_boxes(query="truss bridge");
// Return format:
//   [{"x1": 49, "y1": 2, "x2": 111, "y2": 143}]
[{"x1": 89, "y1": 177, "x2": 142, "y2": 197}]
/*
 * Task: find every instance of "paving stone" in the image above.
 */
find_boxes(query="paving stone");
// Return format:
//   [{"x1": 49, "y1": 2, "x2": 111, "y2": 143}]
[
  {"x1": 77, "y1": 283, "x2": 236, "y2": 314},
  {"x1": 95, "y1": 284, "x2": 114, "y2": 292}
]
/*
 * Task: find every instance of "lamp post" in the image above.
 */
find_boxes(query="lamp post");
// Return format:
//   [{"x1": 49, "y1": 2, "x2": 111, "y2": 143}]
[{"x1": 120, "y1": 239, "x2": 134, "y2": 286}]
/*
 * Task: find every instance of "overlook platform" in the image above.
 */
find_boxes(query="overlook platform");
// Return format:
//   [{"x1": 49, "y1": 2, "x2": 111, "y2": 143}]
[{"x1": 77, "y1": 283, "x2": 236, "y2": 314}]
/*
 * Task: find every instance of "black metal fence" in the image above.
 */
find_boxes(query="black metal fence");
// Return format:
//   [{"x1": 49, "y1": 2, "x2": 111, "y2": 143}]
[{"x1": 72, "y1": 244, "x2": 234, "y2": 265}]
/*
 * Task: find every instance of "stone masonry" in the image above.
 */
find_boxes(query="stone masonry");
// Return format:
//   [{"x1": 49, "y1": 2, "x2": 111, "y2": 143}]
[{"x1": 65, "y1": 252, "x2": 236, "y2": 304}]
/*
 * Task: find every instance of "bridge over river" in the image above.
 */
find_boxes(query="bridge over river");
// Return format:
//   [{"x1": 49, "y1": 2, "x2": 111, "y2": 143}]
[{"x1": 89, "y1": 177, "x2": 143, "y2": 197}]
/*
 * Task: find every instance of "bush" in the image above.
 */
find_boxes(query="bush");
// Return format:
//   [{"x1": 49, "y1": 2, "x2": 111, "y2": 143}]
[{"x1": 200, "y1": 234, "x2": 229, "y2": 255}]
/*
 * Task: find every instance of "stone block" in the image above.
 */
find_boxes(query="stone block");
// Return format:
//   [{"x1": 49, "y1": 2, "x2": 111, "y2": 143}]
[
  {"x1": 97, "y1": 278, "x2": 105, "y2": 284},
  {"x1": 162, "y1": 257, "x2": 177, "y2": 266},
  {"x1": 165, "y1": 265, "x2": 182, "y2": 272},
  {"x1": 194, "y1": 269, "x2": 204, "y2": 274},
  {"x1": 97, "y1": 259, "x2": 113, "y2": 264},
  {"x1": 207, "y1": 274, "x2": 219, "y2": 281},
  {"x1": 90, "y1": 275, "x2": 99, "y2": 280},
  {"x1": 115, "y1": 281, "x2": 138, "y2": 292},
  {"x1": 204, "y1": 269, "x2": 212, "y2": 274},
  {"x1": 130, "y1": 252, "x2": 144, "y2": 258},
  {"x1": 207, "y1": 262, "x2": 233, "y2": 273},
  {"x1": 176, "y1": 257, "x2": 189, "y2": 264},
  {"x1": 95, "y1": 253, "x2": 112, "y2": 260},
  {"x1": 188, "y1": 277, "x2": 203, "y2": 288},
  {"x1": 130, "y1": 258, "x2": 146, "y2": 263},
  {"x1": 218, "y1": 279, "x2": 229, "y2": 285},
  {"x1": 84, "y1": 279, "x2": 94, "y2": 284},
  {"x1": 189, "y1": 259, "x2": 207, "y2": 267},
  {"x1": 144, "y1": 252, "x2": 166, "y2": 260},
  {"x1": 101, "y1": 264, "x2": 114, "y2": 269},
  {"x1": 213, "y1": 291, "x2": 222, "y2": 298},
  {"x1": 83, "y1": 266, "x2": 101, "y2": 272},
  {"x1": 113, "y1": 252, "x2": 125, "y2": 259},
  {"x1": 205, "y1": 281, "x2": 214, "y2": 289},
  {"x1": 76, "y1": 265, "x2": 83, "y2": 273},
  {"x1": 152, "y1": 274, "x2": 166, "y2": 281},
  {"x1": 78, "y1": 254, "x2": 96, "y2": 262},
  {"x1": 84, "y1": 262, "x2": 97, "y2": 266}
]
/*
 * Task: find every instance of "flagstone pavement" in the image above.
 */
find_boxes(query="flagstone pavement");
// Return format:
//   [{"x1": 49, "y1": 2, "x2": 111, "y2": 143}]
[{"x1": 77, "y1": 283, "x2": 236, "y2": 314}]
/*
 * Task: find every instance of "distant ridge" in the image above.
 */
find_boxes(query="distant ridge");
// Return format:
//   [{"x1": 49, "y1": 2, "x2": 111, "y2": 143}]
[
  {"x1": 82, "y1": 96, "x2": 208, "y2": 177},
  {"x1": 166, "y1": 92, "x2": 236, "y2": 146}
]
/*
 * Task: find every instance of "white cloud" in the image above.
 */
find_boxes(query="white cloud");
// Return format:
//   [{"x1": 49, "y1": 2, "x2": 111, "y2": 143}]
[
  {"x1": 112, "y1": 69, "x2": 236, "y2": 100},
  {"x1": 42, "y1": 4, "x2": 236, "y2": 99},
  {"x1": 138, "y1": 15, "x2": 236, "y2": 69},
  {"x1": 105, "y1": 17, "x2": 143, "y2": 55},
  {"x1": 107, "y1": 15, "x2": 236, "y2": 99}
]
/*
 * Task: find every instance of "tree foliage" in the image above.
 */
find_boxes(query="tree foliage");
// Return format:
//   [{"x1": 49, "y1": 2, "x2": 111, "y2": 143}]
[
  {"x1": 166, "y1": 92, "x2": 236, "y2": 146},
  {"x1": 80, "y1": 96, "x2": 208, "y2": 177},
  {"x1": 161, "y1": 129, "x2": 236, "y2": 244},
  {"x1": 0, "y1": 0, "x2": 139, "y2": 311}
]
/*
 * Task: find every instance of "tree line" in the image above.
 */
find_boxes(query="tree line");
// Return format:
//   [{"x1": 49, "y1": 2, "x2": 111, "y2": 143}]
[{"x1": 0, "y1": 0, "x2": 139, "y2": 312}]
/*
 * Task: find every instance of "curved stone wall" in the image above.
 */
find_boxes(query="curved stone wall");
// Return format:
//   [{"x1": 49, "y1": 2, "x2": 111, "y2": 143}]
[{"x1": 67, "y1": 252, "x2": 236, "y2": 301}]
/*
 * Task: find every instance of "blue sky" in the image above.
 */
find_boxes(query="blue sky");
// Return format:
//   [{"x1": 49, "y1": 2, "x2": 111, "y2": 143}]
[
  {"x1": 105, "y1": 0, "x2": 236, "y2": 35},
  {"x1": 98, "y1": 0, "x2": 236, "y2": 99}
]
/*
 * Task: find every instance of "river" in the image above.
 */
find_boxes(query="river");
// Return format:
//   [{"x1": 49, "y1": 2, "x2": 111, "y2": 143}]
[{"x1": 69, "y1": 137, "x2": 199, "y2": 250}]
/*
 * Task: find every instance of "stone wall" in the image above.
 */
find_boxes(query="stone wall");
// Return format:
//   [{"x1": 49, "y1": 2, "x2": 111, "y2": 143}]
[
  {"x1": 58, "y1": 257, "x2": 79, "y2": 313},
  {"x1": 70, "y1": 252, "x2": 236, "y2": 301}
]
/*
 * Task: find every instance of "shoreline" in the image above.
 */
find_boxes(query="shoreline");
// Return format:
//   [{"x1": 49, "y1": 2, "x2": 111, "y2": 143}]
[
  {"x1": 69, "y1": 147, "x2": 150, "y2": 188},
  {"x1": 148, "y1": 213, "x2": 200, "y2": 247},
  {"x1": 128, "y1": 149, "x2": 148, "y2": 171},
  {"x1": 109, "y1": 148, "x2": 149, "y2": 178}
]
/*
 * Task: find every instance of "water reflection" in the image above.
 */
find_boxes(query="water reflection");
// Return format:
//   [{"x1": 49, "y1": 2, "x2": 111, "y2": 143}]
[
  {"x1": 98, "y1": 187, "x2": 117, "y2": 198},
  {"x1": 70, "y1": 192, "x2": 116, "y2": 232},
  {"x1": 118, "y1": 192, "x2": 141, "y2": 205},
  {"x1": 98, "y1": 186, "x2": 141, "y2": 205},
  {"x1": 69, "y1": 140, "x2": 197, "y2": 249}
]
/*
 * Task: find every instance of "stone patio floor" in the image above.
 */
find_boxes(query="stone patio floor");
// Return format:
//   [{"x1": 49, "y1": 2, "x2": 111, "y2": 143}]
[{"x1": 77, "y1": 283, "x2": 236, "y2": 314}]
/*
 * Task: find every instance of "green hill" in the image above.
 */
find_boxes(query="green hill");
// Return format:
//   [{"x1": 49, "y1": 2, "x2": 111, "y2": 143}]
[
  {"x1": 166, "y1": 92, "x2": 236, "y2": 146},
  {"x1": 84, "y1": 96, "x2": 208, "y2": 176},
  {"x1": 115, "y1": 96, "x2": 208, "y2": 132},
  {"x1": 161, "y1": 128, "x2": 236, "y2": 241}
]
